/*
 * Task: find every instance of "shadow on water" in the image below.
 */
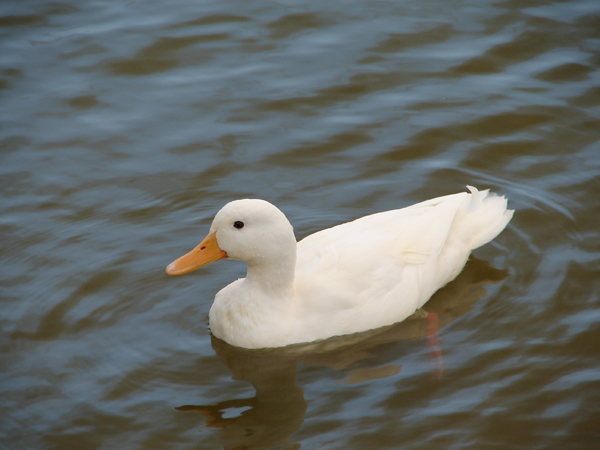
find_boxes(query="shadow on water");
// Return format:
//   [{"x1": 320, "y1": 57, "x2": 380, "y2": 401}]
[{"x1": 176, "y1": 257, "x2": 507, "y2": 450}]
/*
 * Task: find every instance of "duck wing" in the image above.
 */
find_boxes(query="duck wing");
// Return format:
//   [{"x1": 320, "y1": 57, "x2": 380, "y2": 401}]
[{"x1": 293, "y1": 187, "x2": 512, "y2": 334}]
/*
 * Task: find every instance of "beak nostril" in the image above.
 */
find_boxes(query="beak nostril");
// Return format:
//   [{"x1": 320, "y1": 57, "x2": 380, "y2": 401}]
[{"x1": 200, "y1": 246, "x2": 206, "y2": 250}]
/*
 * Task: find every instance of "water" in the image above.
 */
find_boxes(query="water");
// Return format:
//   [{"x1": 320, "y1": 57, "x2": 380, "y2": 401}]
[{"x1": 1, "y1": 0, "x2": 599, "y2": 448}]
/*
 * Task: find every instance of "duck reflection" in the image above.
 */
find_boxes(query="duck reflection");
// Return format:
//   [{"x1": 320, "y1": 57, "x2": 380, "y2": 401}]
[{"x1": 177, "y1": 257, "x2": 506, "y2": 450}]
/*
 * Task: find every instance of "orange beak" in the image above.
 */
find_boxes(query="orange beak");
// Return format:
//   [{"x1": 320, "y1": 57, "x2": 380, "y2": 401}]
[{"x1": 165, "y1": 231, "x2": 227, "y2": 275}]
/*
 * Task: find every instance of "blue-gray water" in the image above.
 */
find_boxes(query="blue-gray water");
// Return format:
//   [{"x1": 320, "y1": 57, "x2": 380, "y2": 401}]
[{"x1": 1, "y1": 1, "x2": 599, "y2": 449}]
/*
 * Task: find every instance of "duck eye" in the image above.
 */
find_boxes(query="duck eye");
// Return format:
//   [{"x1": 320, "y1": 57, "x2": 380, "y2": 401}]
[{"x1": 233, "y1": 221, "x2": 244, "y2": 229}]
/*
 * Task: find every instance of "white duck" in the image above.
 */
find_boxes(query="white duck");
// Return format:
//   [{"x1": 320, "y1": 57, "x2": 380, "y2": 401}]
[{"x1": 166, "y1": 186, "x2": 513, "y2": 349}]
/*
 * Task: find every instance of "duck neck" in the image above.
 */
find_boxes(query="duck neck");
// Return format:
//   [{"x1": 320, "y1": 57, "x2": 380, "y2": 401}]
[{"x1": 244, "y1": 247, "x2": 296, "y2": 301}]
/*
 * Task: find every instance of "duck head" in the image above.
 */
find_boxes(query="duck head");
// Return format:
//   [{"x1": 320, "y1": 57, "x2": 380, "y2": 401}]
[{"x1": 166, "y1": 199, "x2": 296, "y2": 275}]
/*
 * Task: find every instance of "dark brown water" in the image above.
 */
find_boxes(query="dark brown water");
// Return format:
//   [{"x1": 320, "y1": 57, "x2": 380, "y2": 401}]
[{"x1": 2, "y1": 1, "x2": 599, "y2": 449}]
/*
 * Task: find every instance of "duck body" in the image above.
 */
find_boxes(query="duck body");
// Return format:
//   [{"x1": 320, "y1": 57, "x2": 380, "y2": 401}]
[{"x1": 167, "y1": 186, "x2": 513, "y2": 349}]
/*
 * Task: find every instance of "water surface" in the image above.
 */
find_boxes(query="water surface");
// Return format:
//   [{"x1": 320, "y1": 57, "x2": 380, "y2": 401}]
[{"x1": 2, "y1": 0, "x2": 600, "y2": 449}]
